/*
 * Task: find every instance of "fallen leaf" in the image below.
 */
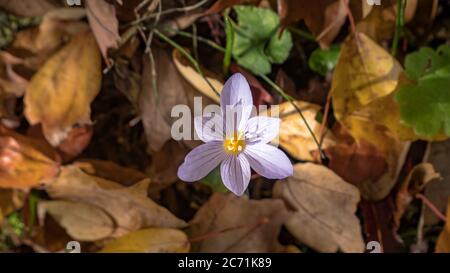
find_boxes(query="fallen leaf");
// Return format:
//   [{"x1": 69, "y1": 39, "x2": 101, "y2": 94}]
[
  {"x1": 278, "y1": 0, "x2": 348, "y2": 48},
  {"x1": 0, "y1": 126, "x2": 60, "y2": 189},
  {"x1": 99, "y1": 228, "x2": 190, "y2": 253},
  {"x1": 189, "y1": 192, "x2": 288, "y2": 252},
  {"x1": 324, "y1": 125, "x2": 388, "y2": 187},
  {"x1": 394, "y1": 163, "x2": 440, "y2": 227},
  {"x1": 38, "y1": 200, "x2": 115, "y2": 241},
  {"x1": 86, "y1": 0, "x2": 120, "y2": 67},
  {"x1": 140, "y1": 47, "x2": 197, "y2": 152},
  {"x1": 332, "y1": 32, "x2": 402, "y2": 122},
  {"x1": 436, "y1": 198, "x2": 450, "y2": 253},
  {"x1": 45, "y1": 165, "x2": 186, "y2": 236},
  {"x1": 24, "y1": 30, "x2": 102, "y2": 146},
  {"x1": 273, "y1": 163, "x2": 364, "y2": 253}
]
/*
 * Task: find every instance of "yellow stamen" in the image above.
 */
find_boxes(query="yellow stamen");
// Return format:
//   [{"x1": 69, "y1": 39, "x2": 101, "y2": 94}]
[{"x1": 223, "y1": 131, "x2": 246, "y2": 155}]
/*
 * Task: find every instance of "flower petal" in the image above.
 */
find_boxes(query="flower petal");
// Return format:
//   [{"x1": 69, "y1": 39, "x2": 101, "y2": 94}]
[
  {"x1": 178, "y1": 141, "x2": 225, "y2": 182},
  {"x1": 220, "y1": 73, "x2": 253, "y2": 133},
  {"x1": 244, "y1": 143, "x2": 293, "y2": 179},
  {"x1": 194, "y1": 113, "x2": 224, "y2": 142},
  {"x1": 245, "y1": 116, "x2": 280, "y2": 144},
  {"x1": 220, "y1": 154, "x2": 251, "y2": 196}
]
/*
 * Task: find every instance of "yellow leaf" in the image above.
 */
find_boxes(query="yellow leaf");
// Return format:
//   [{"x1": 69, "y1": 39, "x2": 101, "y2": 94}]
[
  {"x1": 436, "y1": 198, "x2": 450, "y2": 253},
  {"x1": 25, "y1": 30, "x2": 102, "y2": 146},
  {"x1": 99, "y1": 228, "x2": 190, "y2": 253},
  {"x1": 332, "y1": 32, "x2": 402, "y2": 120}
]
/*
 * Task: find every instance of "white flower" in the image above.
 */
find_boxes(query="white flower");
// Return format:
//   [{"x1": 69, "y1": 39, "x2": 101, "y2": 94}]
[{"x1": 178, "y1": 73, "x2": 293, "y2": 196}]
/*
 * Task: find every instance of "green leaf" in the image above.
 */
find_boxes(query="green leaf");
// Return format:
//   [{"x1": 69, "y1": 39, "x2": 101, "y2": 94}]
[
  {"x1": 395, "y1": 45, "x2": 450, "y2": 138},
  {"x1": 308, "y1": 45, "x2": 340, "y2": 76},
  {"x1": 200, "y1": 167, "x2": 228, "y2": 193},
  {"x1": 231, "y1": 6, "x2": 292, "y2": 75}
]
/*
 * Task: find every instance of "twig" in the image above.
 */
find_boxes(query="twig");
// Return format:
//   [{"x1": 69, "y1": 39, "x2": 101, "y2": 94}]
[
  {"x1": 165, "y1": 27, "x2": 226, "y2": 52},
  {"x1": 131, "y1": 0, "x2": 209, "y2": 26},
  {"x1": 416, "y1": 193, "x2": 447, "y2": 222}
]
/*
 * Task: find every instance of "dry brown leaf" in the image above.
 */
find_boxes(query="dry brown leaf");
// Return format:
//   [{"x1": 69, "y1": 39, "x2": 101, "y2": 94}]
[
  {"x1": 0, "y1": 126, "x2": 60, "y2": 189},
  {"x1": 86, "y1": 0, "x2": 120, "y2": 67},
  {"x1": 273, "y1": 163, "x2": 364, "y2": 253},
  {"x1": 394, "y1": 163, "x2": 440, "y2": 228},
  {"x1": 139, "y1": 47, "x2": 197, "y2": 152},
  {"x1": 325, "y1": 136, "x2": 388, "y2": 187},
  {"x1": 38, "y1": 200, "x2": 115, "y2": 241},
  {"x1": 278, "y1": 0, "x2": 348, "y2": 48},
  {"x1": 99, "y1": 228, "x2": 190, "y2": 253},
  {"x1": 0, "y1": 189, "x2": 24, "y2": 223},
  {"x1": 436, "y1": 198, "x2": 450, "y2": 253},
  {"x1": 189, "y1": 193, "x2": 288, "y2": 253},
  {"x1": 24, "y1": 30, "x2": 102, "y2": 146},
  {"x1": 45, "y1": 165, "x2": 186, "y2": 236}
]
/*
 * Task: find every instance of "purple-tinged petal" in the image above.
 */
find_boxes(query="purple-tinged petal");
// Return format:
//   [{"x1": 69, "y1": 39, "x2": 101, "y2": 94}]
[
  {"x1": 220, "y1": 154, "x2": 251, "y2": 196},
  {"x1": 245, "y1": 116, "x2": 280, "y2": 144},
  {"x1": 244, "y1": 143, "x2": 293, "y2": 179},
  {"x1": 221, "y1": 73, "x2": 253, "y2": 133},
  {"x1": 194, "y1": 113, "x2": 224, "y2": 142},
  {"x1": 178, "y1": 141, "x2": 225, "y2": 182}
]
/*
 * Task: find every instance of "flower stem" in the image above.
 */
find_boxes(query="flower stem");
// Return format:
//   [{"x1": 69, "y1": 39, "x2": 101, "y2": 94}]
[
  {"x1": 392, "y1": 0, "x2": 406, "y2": 57},
  {"x1": 259, "y1": 74, "x2": 326, "y2": 161}
]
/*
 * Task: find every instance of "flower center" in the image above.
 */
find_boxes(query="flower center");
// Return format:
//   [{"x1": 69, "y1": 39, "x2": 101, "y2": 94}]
[{"x1": 223, "y1": 132, "x2": 246, "y2": 155}]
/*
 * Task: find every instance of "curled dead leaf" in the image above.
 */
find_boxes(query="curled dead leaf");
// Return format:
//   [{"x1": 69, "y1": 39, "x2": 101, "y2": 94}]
[{"x1": 45, "y1": 165, "x2": 186, "y2": 237}]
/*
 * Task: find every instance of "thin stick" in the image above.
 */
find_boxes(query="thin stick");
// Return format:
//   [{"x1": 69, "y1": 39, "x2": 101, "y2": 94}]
[{"x1": 416, "y1": 193, "x2": 447, "y2": 222}]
